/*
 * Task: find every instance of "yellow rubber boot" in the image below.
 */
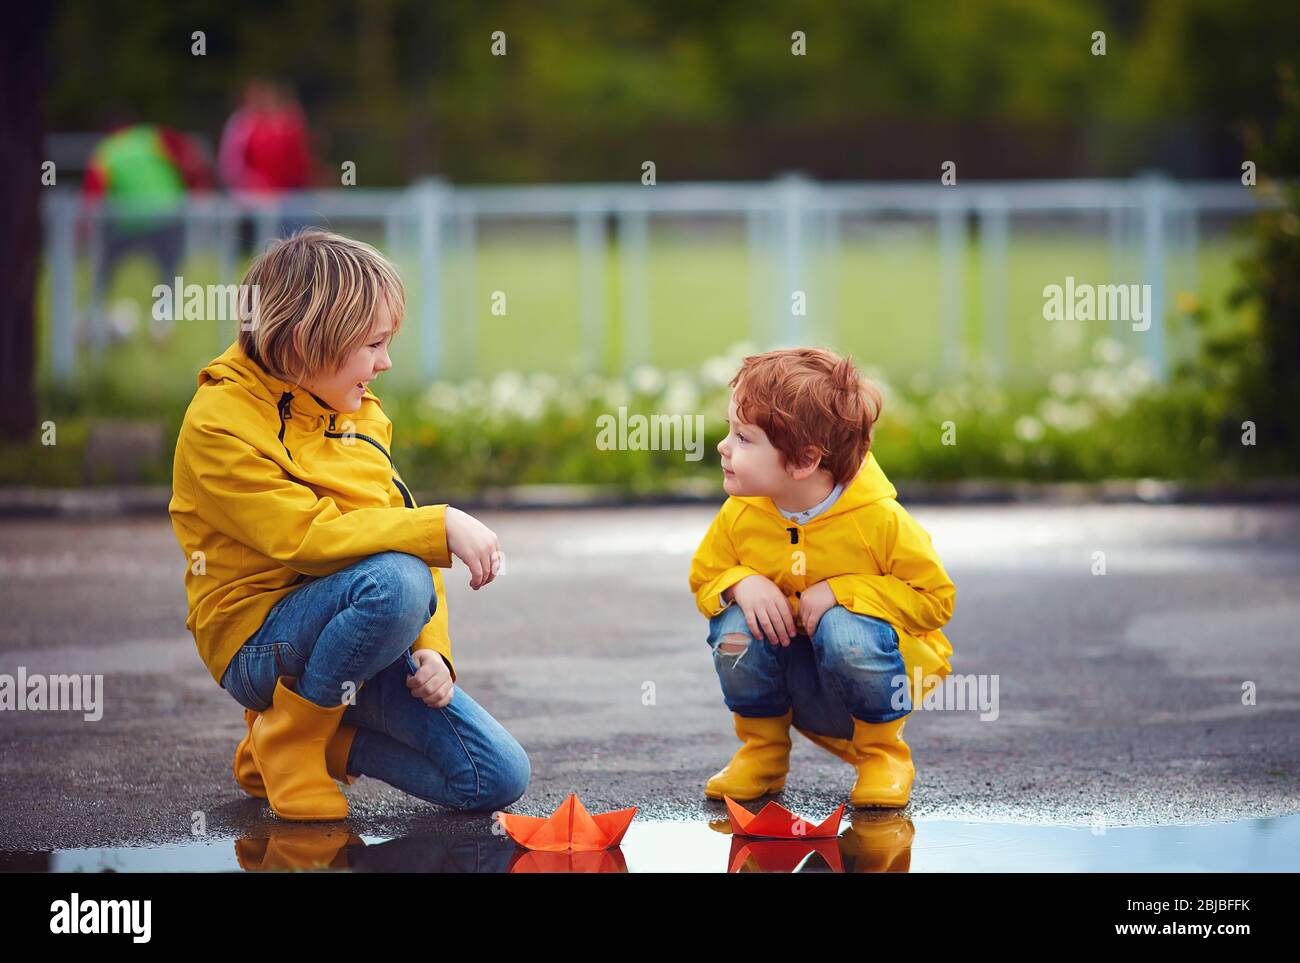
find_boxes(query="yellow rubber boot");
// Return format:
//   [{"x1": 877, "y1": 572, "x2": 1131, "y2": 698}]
[
  {"x1": 249, "y1": 676, "x2": 349, "y2": 821},
  {"x1": 234, "y1": 708, "x2": 359, "y2": 798},
  {"x1": 704, "y1": 709, "x2": 793, "y2": 801},
  {"x1": 234, "y1": 708, "x2": 264, "y2": 796},
  {"x1": 848, "y1": 716, "x2": 915, "y2": 808},
  {"x1": 324, "y1": 723, "x2": 359, "y2": 787}
]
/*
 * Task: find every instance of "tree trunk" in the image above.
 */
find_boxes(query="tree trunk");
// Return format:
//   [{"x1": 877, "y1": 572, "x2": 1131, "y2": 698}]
[{"x1": 0, "y1": 4, "x2": 52, "y2": 437}]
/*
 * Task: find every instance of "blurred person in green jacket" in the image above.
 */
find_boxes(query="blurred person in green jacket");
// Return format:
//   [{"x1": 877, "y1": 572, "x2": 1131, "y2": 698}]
[{"x1": 81, "y1": 119, "x2": 214, "y2": 343}]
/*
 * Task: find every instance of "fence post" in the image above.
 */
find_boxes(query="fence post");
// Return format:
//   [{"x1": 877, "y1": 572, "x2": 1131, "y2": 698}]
[
  {"x1": 255, "y1": 205, "x2": 278, "y2": 250},
  {"x1": 45, "y1": 193, "x2": 77, "y2": 384},
  {"x1": 416, "y1": 178, "x2": 447, "y2": 381},
  {"x1": 86, "y1": 205, "x2": 105, "y2": 352},
  {"x1": 778, "y1": 172, "x2": 808, "y2": 345},
  {"x1": 1177, "y1": 198, "x2": 1199, "y2": 366},
  {"x1": 1107, "y1": 198, "x2": 1129, "y2": 342},
  {"x1": 820, "y1": 192, "x2": 840, "y2": 349},
  {"x1": 746, "y1": 200, "x2": 769, "y2": 347},
  {"x1": 384, "y1": 203, "x2": 406, "y2": 258},
  {"x1": 1183, "y1": 202, "x2": 1199, "y2": 295},
  {"x1": 216, "y1": 200, "x2": 238, "y2": 354},
  {"x1": 577, "y1": 199, "x2": 607, "y2": 372},
  {"x1": 1139, "y1": 174, "x2": 1169, "y2": 380}
]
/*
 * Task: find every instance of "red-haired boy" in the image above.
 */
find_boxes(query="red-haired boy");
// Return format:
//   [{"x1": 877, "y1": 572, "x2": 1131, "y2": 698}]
[{"x1": 689, "y1": 348, "x2": 955, "y2": 807}]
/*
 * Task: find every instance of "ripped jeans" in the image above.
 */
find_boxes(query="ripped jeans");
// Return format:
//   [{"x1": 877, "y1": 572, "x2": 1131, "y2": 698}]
[
  {"x1": 706, "y1": 602, "x2": 912, "y2": 736},
  {"x1": 220, "y1": 551, "x2": 530, "y2": 812}
]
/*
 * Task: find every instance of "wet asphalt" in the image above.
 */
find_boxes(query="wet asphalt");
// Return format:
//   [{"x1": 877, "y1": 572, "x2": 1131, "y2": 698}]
[{"x1": 1, "y1": 502, "x2": 1299, "y2": 854}]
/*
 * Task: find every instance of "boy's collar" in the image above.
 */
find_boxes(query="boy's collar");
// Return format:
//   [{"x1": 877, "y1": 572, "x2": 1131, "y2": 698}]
[
  {"x1": 773, "y1": 480, "x2": 844, "y2": 523},
  {"x1": 237, "y1": 344, "x2": 341, "y2": 417},
  {"x1": 203, "y1": 340, "x2": 353, "y2": 418},
  {"x1": 738, "y1": 451, "x2": 898, "y2": 521},
  {"x1": 263, "y1": 373, "x2": 337, "y2": 417}
]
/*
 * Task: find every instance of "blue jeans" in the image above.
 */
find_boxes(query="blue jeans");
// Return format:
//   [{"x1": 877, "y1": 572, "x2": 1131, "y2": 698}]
[
  {"x1": 706, "y1": 602, "x2": 912, "y2": 735},
  {"x1": 220, "y1": 551, "x2": 530, "y2": 812}
]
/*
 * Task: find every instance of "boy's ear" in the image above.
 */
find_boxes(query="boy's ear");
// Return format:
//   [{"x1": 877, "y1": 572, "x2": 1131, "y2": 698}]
[{"x1": 788, "y1": 445, "x2": 823, "y2": 480}]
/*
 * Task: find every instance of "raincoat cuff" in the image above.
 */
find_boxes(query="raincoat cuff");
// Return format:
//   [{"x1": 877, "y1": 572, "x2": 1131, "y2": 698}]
[
  {"x1": 701, "y1": 565, "x2": 760, "y2": 618},
  {"x1": 418, "y1": 503, "x2": 454, "y2": 568},
  {"x1": 826, "y1": 575, "x2": 856, "y2": 610},
  {"x1": 411, "y1": 640, "x2": 457, "y2": 683}
]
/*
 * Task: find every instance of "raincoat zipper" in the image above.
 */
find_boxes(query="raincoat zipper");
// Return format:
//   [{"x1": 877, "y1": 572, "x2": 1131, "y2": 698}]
[
  {"x1": 276, "y1": 392, "x2": 295, "y2": 461},
  {"x1": 283, "y1": 401, "x2": 420, "y2": 669},
  {"x1": 323, "y1": 412, "x2": 417, "y2": 509},
  {"x1": 789, "y1": 524, "x2": 803, "y2": 598}
]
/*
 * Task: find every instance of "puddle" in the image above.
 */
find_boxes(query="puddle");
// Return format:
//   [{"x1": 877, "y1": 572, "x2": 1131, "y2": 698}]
[{"x1": 4, "y1": 813, "x2": 1298, "y2": 873}]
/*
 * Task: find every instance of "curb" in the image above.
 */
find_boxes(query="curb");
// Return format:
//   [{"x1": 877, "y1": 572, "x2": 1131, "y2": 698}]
[{"x1": 2, "y1": 477, "x2": 1299, "y2": 518}]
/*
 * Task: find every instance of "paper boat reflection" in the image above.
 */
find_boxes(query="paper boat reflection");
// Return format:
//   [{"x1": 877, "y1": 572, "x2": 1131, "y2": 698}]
[{"x1": 497, "y1": 793, "x2": 638, "y2": 852}]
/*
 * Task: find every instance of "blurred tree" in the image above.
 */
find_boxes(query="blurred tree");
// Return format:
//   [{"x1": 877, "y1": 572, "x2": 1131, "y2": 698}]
[
  {"x1": 1223, "y1": 62, "x2": 1300, "y2": 467},
  {"x1": 44, "y1": 0, "x2": 1300, "y2": 183},
  {"x1": 1176, "y1": 60, "x2": 1300, "y2": 474}
]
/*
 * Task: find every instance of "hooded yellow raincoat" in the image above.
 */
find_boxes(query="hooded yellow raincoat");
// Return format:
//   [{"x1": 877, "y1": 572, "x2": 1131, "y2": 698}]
[
  {"x1": 168, "y1": 340, "x2": 456, "y2": 687},
  {"x1": 689, "y1": 451, "x2": 955, "y2": 695}
]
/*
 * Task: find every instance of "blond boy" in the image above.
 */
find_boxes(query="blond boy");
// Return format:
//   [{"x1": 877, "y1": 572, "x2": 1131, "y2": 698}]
[{"x1": 169, "y1": 229, "x2": 528, "y2": 821}]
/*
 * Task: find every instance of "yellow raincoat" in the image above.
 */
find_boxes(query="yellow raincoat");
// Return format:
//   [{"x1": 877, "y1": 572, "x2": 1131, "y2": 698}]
[
  {"x1": 689, "y1": 451, "x2": 955, "y2": 698},
  {"x1": 168, "y1": 340, "x2": 456, "y2": 687}
]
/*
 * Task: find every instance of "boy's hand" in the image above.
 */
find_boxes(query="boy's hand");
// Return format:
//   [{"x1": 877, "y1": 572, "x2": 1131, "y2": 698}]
[
  {"x1": 731, "y1": 574, "x2": 798, "y2": 647},
  {"x1": 796, "y1": 580, "x2": 837, "y2": 637},
  {"x1": 445, "y1": 506, "x2": 501, "y2": 590},
  {"x1": 406, "y1": 648, "x2": 454, "y2": 708}
]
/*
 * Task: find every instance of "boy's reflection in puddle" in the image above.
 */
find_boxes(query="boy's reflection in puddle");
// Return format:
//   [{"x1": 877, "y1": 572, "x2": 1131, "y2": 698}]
[{"x1": 231, "y1": 812, "x2": 913, "y2": 873}]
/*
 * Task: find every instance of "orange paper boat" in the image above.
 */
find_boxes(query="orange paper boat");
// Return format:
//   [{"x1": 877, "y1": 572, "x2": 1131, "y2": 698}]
[
  {"x1": 497, "y1": 793, "x2": 638, "y2": 852},
  {"x1": 723, "y1": 795, "x2": 845, "y2": 839}
]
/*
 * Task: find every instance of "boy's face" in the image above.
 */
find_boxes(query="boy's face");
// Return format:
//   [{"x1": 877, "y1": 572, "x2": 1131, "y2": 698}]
[
  {"x1": 718, "y1": 395, "x2": 797, "y2": 496},
  {"x1": 300, "y1": 299, "x2": 395, "y2": 413}
]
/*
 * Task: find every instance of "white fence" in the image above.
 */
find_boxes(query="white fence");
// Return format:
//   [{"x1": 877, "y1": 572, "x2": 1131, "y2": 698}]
[{"x1": 43, "y1": 174, "x2": 1271, "y2": 387}]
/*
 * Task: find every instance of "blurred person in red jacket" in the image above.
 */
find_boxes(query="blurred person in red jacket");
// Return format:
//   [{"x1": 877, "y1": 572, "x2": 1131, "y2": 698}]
[{"x1": 219, "y1": 80, "x2": 318, "y2": 247}]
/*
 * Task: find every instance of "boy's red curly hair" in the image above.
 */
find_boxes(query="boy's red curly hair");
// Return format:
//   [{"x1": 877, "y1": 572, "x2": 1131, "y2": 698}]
[{"x1": 729, "y1": 347, "x2": 884, "y2": 487}]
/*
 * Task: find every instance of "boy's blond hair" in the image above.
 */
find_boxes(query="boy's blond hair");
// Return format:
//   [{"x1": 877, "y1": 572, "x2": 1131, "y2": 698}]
[{"x1": 237, "y1": 228, "x2": 405, "y2": 382}]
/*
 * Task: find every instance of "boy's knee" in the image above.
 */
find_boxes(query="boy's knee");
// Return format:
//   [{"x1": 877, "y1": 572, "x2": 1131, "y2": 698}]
[
  {"x1": 810, "y1": 604, "x2": 856, "y2": 637},
  {"x1": 707, "y1": 602, "x2": 752, "y2": 644},
  {"x1": 717, "y1": 634, "x2": 751, "y2": 656},
  {"x1": 813, "y1": 607, "x2": 899, "y2": 661},
  {"x1": 358, "y1": 552, "x2": 436, "y2": 623},
  {"x1": 813, "y1": 606, "x2": 890, "y2": 644},
  {"x1": 480, "y1": 760, "x2": 531, "y2": 812},
  {"x1": 457, "y1": 744, "x2": 531, "y2": 813},
  {"x1": 813, "y1": 608, "x2": 903, "y2": 678}
]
